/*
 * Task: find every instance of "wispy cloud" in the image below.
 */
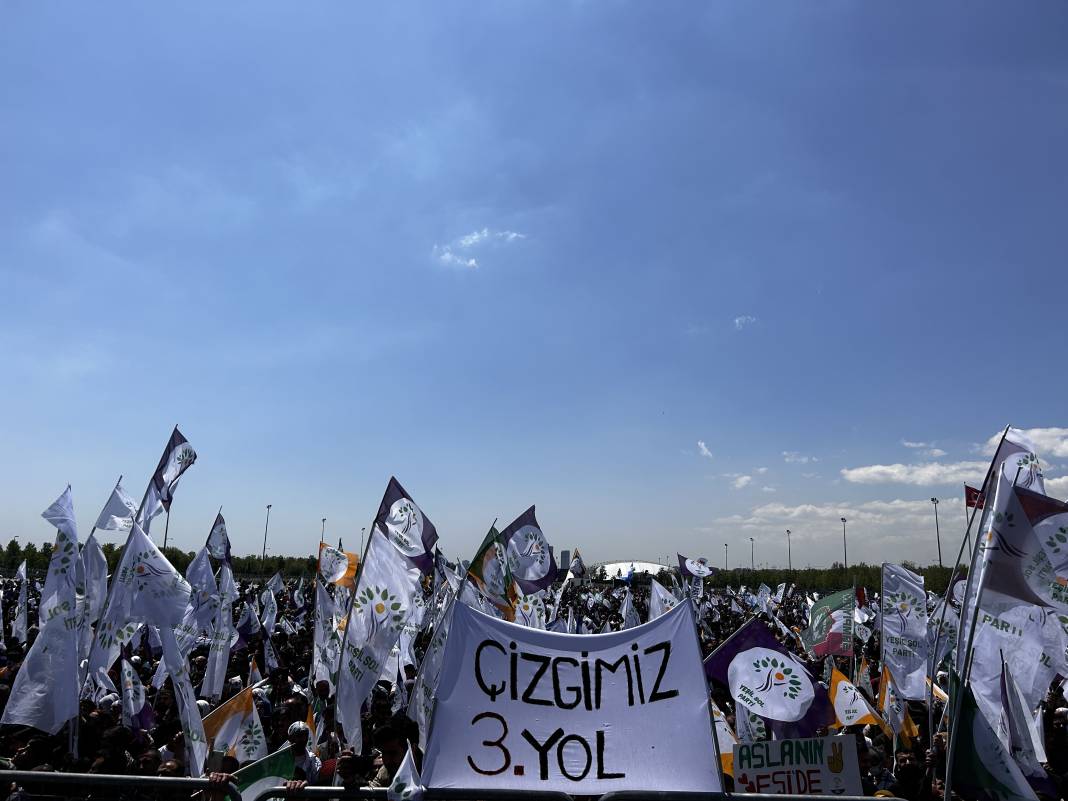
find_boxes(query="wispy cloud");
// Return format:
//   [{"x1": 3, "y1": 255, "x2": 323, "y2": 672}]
[
  {"x1": 761, "y1": 486, "x2": 776, "y2": 493},
  {"x1": 733, "y1": 475, "x2": 752, "y2": 489},
  {"x1": 433, "y1": 227, "x2": 527, "y2": 270},
  {"x1": 755, "y1": 467, "x2": 768, "y2": 474},
  {"x1": 783, "y1": 451, "x2": 817, "y2": 464},
  {"x1": 901, "y1": 440, "x2": 946, "y2": 458},
  {"x1": 840, "y1": 461, "x2": 986, "y2": 485},
  {"x1": 697, "y1": 440, "x2": 714, "y2": 460},
  {"x1": 733, "y1": 315, "x2": 758, "y2": 331}
]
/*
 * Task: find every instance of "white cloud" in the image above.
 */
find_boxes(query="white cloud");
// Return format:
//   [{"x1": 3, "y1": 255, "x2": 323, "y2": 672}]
[
  {"x1": 709, "y1": 496, "x2": 966, "y2": 566},
  {"x1": 761, "y1": 486, "x2": 776, "y2": 493},
  {"x1": 983, "y1": 428, "x2": 1068, "y2": 459},
  {"x1": 901, "y1": 440, "x2": 928, "y2": 449},
  {"x1": 923, "y1": 448, "x2": 947, "y2": 458},
  {"x1": 840, "y1": 461, "x2": 986, "y2": 485},
  {"x1": 783, "y1": 451, "x2": 817, "y2": 464},
  {"x1": 697, "y1": 440, "x2": 714, "y2": 460},
  {"x1": 433, "y1": 245, "x2": 478, "y2": 269},
  {"x1": 732, "y1": 475, "x2": 752, "y2": 489},
  {"x1": 755, "y1": 467, "x2": 768, "y2": 474},
  {"x1": 733, "y1": 315, "x2": 758, "y2": 330},
  {"x1": 801, "y1": 472, "x2": 819, "y2": 479},
  {"x1": 1045, "y1": 475, "x2": 1068, "y2": 500},
  {"x1": 433, "y1": 227, "x2": 526, "y2": 270}
]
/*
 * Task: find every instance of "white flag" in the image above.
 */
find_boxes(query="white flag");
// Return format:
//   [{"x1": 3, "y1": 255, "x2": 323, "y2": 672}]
[
  {"x1": 202, "y1": 686, "x2": 268, "y2": 763},
  {"x1": 80, "y1": 532, "x2": 109, "y2": 625},
  {"x1": 120, "y1": 658, "x2": 150, "y2": 729},
  {"x1": 159, "y1": 625, "x2": 209, "y2": 776},
  {"x1": 388, "y1": 745, "x2": 424, "y2": 801},
  {"x1": 1, "y1": 489, "x2": 81, "y2": 733},
  {"x1": 185, "y1": 546, "x2": 220, "y2": 635},
  {"x1": 266, "y1": 572, "x2": 284, "y2": 596},
  {"x1": 94, "y1": 482, "x2": 137, "y2": 531},
  {"x1": 12, "y1": 560, "x2": 28, "y2": 644},
  {"x1": 619, "y1": 588, "x2": 641, "y2": 629},
  {"x1": 648, "y1": 578, "x2": 679, "y2": 620},
  {"x1": 260, "y1": 586, "x2": 278, "y2": 636},
  {"x1": 202, "y1": 558, "x2": 238, "y2": 702},
  {"x1": 311, "y1": 580, "x2": 340, "y2": 692},
  {"x1": 140, "y1": 427, "x2": 197, "y2": 530},
  {"x1": 336, "y1": 529, "x2": 421, "y2": 748},
  {"x1": 880, "y1": 562, "x2": 928, "y2": 700}
]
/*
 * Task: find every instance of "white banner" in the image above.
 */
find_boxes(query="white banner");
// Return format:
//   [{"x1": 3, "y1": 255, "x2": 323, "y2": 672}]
[
  {"x1": 733, "y1": 736, "x2": 862, "y2": 796},
  {"x1": 422, "y1": 599, "x2": 720, "y2": 793}
]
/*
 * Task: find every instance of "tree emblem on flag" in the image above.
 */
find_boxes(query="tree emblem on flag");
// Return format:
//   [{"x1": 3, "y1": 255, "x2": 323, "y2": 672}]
[
  {"x1": 354, "y1": 585, "x2": 405, "y2": 638},
  {"x1": 1014, "y1": 452, "x2": 1043, "y2": 488},
  {"x1": 238, "y1": 719, "x2": 265, "y2": 760},
  {"x1": 1046, "y1": 526, "x2": 1068, "y2": 556},
  {"x1": 752, "y1": 655, "x2": 803, "y2": 699},
  {"x1": 176, "y1": 446, "x2": 195, "y2": 468},
  {"x1": 882, "y1": 589, "x2": 921, "y2": 625},
  {"x1": 507, "y1": 525, "x2": 549, "y2": 579},
  {"x1": 97, "y1": 619, "x2": 139, "y2": 650}
]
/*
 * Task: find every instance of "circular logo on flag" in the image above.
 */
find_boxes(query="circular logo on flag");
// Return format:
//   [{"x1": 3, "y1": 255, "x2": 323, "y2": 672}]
[
  {"x1": 384, "y1": 497, "x2": 426, "y2": 558},
  {"x1": 727, "y1": 646, "x2": 814, "y2": 722},
  {"x1": 506, "y1": 525, "x2": 551, "y2": 582},
  {"x1": 685, "y1": 557, "x2": 714, "y2": 577},
  {"x1": 319, "y1": 545, "x2": 348, "y2": 582}
]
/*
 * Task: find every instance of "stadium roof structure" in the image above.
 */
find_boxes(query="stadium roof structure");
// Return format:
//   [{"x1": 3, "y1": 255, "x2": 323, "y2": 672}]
[{"x1": 591, "y1": 560, "x2": 670, "y2": 578}]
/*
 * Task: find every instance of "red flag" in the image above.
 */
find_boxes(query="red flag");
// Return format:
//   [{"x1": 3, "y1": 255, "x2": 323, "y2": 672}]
[
  {"x1": 964, "y1": 484, "x2": 985, "y2": 509},
  {"x1": 855, "y1": 586, "x2": 867, "y2": 608}
]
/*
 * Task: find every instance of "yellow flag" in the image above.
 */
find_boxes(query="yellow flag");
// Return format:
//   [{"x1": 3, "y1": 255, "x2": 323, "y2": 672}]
[{"x1": 829, "y1": 667, "x2": 883, "y2": 729}]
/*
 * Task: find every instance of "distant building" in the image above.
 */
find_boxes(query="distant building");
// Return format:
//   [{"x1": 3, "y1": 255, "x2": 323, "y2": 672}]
[{"x1": 558, "y1": 549, "x2": 571, "y2": 579}]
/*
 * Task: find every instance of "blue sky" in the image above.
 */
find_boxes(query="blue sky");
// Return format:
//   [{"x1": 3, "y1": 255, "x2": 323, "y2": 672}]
[{"x1": 2, "y1": 2, "x2": 1067, "y2": 568}]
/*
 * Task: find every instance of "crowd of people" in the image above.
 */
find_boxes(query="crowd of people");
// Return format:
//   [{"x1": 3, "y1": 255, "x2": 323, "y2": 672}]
[{"x1": 0, "y1": 568, "x2": 1066, "y2": 801}]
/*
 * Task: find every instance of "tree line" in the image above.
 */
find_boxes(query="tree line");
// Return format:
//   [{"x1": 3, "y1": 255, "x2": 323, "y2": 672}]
[{"x1": 0, "y1": 538, "x2": 317, "y2": 578}]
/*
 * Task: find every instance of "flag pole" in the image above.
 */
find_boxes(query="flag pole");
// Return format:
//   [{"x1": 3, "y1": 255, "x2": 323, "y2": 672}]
[
  {"x1": 683, "y1": 597, "x2": 728, "y2": 793},
  {"x1": 942, "y1": 425, "x2": 1013, "y2": 801},
  {"x1": 162, "y1": 509, "x2": 171, "y2": 550},
  {"x1": 331, "y1": 521, "x2": 376, "y2": 749}
]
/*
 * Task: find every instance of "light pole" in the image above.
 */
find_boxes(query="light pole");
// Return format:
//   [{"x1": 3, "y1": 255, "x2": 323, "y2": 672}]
[
  {"x1": 931, "y1": 498, "x2": 943, "y2": 568},
  {"x1": 361, "y1": 527, "x2": 366, "y2": 555},
  {"x1": 749, "y1": 537, "x2": 755, "y2": 570},
  {"x1": 724, "y1": 543, "x2": 728, "y2": 570},
  {"x1": 786, "y1": 529, "x2": 792, "y2": 571},
  {"x1": 840, "y1": 517, "x2": 848, "y2": 569},
  {"x1": 261, "y1": 504, "x2": 272, "y2": 565},
  {"x1": 321, "y1": 517, "x2": 326, "y2": 544}
]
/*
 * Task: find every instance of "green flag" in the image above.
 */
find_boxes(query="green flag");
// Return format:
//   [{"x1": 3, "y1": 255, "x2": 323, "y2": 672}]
[
  {"x1": 799, "y1": 588, "x2": 854, "y2": 657},
  {"x1": 467, "y1": 526, "x2": 513, "y2": 616},
  {"x1": 232, "y1": 746, "x2": 295, "y2": 798},
  {"x1": 950, "y1": 675, "x2": 1038, "y2": 801}
]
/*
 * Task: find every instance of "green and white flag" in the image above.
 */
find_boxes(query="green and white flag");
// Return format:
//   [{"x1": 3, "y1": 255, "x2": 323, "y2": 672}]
[
  {"x1": 800, "y1": 588, "x2": 854, "y2": 657},
  {"x1": 951, "y1": 677, "x2": 1038, "y2": 801},
  {"x1": 233, "y1": 746, "x2": 296, "y2": 798}
]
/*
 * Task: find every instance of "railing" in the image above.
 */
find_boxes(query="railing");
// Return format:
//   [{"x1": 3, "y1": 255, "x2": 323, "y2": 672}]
[
  {"x1": 0, "y1": 772, "x2": 873, "y2": 801},
  {"x1": 0, "y1": 770, "x2": 240, "y2": 801}
]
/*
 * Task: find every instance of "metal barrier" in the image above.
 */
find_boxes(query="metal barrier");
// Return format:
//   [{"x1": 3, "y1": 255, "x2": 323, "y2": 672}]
[
  {"x1": 0, "y1": 772, "x2": 874, "y2": 801},
  {"x1": 0, "y1": 770, "x2": 241, "y2": 801},
  {"x1": 250, "y1": 788, "x2": 874, "y2": 801}
]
